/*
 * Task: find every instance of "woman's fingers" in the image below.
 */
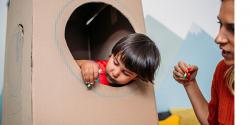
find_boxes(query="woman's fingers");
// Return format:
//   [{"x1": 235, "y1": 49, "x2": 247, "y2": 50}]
[
  {"x1": 173, "y1": 61, "x2": 198, "y2": 82},
  {"x1": 178, "y1": 61, "x2": 189, "y2": 73},
  {"x1": 189, "y1": 65, "x2": 198, "y2": 73},
  {"x1": 174, "y1": 65, "x2": 184, "y2": 75},
  {"x1": 173, "y1": 70, "x2": 183, "y2": 78}
]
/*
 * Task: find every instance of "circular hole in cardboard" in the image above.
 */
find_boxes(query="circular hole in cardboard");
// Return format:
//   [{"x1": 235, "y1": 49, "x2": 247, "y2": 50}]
[
  {"x1": 60, "y1": 2, "x2": 147, "y2": 96},
  {"x1": 65, "y1": 2, "x2": 135, "y2": 60}
]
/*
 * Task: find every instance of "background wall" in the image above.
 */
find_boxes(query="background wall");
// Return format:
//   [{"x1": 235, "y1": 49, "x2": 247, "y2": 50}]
[
  {"x1": 0, "y1": 0, "x2": 221, "y2": 122},
  {"x1": 0, "y1": 0, "x2": 8, "y2": 124},
  {"x1": 141, "y1": 0, "x2": 221, "y2": 112}
]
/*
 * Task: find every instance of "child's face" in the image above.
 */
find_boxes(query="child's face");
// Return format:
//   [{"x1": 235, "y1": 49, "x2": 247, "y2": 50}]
[{"x1": 105, "y1": 54, "x2": 138, "y2": 85}]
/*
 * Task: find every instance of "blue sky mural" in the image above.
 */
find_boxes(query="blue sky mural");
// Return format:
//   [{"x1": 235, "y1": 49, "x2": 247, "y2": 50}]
[{"x1": 145, "y1": 15, "x2": 222, "y2": 112}]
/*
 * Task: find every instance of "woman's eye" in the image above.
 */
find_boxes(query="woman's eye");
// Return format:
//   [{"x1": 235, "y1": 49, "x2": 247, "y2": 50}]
[
  {"x1": 217, "y1": 20, "x2": 222, "y2": 28},
  {"x1": 227, "y1": 24, "x2": 234, "y2": 34},
  {"x1": 217, "y1": 17, "x2": 222, "y2": 28}
]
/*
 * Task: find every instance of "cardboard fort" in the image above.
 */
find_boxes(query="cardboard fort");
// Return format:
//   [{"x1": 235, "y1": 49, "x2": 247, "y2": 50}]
[{"x1": 2, "y1": 0, "x2": 158, "y2": 125}]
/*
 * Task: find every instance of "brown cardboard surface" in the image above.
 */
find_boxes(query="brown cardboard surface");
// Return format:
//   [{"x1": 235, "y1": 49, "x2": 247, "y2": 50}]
[
  {"x1": 2, "y1": 0, "x2": 33, "y2": 125},
  {"x1": 3, "y1": 0, "x2": 158, "y2": 125}
]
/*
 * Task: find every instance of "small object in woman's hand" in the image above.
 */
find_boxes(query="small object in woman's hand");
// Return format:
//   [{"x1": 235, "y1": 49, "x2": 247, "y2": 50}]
[
  {"x1": 183, "y1": 72, "x2": 188, "y2": 79},
  {"x1": 183, "y1": 67, "x2": 192, "y2": 80}
]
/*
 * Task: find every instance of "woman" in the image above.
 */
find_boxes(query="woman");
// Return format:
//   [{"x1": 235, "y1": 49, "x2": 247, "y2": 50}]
[{"x1": 173, "y1": 0, "x2": 234, "y2": 125}]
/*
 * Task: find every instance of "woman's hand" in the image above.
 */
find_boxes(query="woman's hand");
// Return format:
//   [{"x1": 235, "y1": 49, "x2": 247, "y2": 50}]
[{"x1": 173, "y1": 61, "x2": 198, "y2": 87}]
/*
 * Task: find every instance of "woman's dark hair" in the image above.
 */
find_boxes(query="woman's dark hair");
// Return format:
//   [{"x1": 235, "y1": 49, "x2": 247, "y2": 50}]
[{"x1": 111, "y1": 33, "x2": 160, "y2": 83}]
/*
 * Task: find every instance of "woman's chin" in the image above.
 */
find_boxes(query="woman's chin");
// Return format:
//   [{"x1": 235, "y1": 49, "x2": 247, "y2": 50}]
[{"x1": 224, "y1": 59, "x2": 234, "y2": 66}]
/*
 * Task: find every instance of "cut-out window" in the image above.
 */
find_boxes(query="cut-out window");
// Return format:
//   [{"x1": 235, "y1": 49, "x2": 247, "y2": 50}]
[{"x1": 65, "y1": 2, "x2": 135, "y2": 60}]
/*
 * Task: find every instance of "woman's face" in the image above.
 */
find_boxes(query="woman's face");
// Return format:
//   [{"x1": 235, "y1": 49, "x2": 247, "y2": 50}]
[{"x1": 215, "y1": 0, "x2": 234, "y2": 65}]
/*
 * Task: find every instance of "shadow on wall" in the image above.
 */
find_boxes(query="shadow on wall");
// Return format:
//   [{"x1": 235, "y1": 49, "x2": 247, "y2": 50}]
[{"x1": 144, "y1": 15, "x2": 222, "y2": 112}]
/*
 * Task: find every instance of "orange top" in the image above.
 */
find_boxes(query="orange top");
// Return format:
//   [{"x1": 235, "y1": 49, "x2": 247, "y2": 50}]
[{"x1": 208, "y1": 60, "x2": 234, "y2": 125}]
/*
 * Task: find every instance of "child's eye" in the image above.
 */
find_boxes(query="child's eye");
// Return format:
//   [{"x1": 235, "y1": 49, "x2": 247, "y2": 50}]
[
  {"x1": 123, "y1": 71, "x2": 130, "y2": 76},
  {"x1": 113, "y1": 59, "x2": 119, "y2": 65}
]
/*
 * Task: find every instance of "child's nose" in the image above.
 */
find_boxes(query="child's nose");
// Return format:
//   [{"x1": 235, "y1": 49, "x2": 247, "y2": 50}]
[{"x1": 112, "y1": 69, "x2": 120, "y2": 78}]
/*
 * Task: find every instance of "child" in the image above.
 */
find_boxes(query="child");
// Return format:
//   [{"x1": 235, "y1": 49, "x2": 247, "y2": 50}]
[{"x1": 76, "y1": 33, "x2": 160, "y2": 88}]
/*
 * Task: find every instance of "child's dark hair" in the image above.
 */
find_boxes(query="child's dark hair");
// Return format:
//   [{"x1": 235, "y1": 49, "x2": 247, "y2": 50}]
[{"x1": 111, "y1": 33, "x2": 160, "y2": 83}]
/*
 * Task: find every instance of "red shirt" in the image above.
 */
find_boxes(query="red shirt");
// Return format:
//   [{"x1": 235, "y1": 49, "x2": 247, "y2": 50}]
[
  {"x1": 96, "y1": 60, "x2": 110, "y2": 86},
  {"x1": 208, "y1": 60, "x2": 234, "y2": 125}
]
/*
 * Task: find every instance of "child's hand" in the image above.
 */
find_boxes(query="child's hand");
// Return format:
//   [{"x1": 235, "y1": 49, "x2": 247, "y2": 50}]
[
  {"x1": 173, "y1": 61, "x2": 198, "y2": 87},
  {"x1": 76, "y1": 60, "x2": 99, "y2": 85}
]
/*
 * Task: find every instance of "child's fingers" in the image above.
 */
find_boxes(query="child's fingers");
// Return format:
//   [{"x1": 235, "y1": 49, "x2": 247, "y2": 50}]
[
  {"x1": 85, "y1": 66, "x2": 93, "y2": 83},
  {"x1": 90, "y1": 66, "x2": 97, "y2": 83},
  {"x1": 78, "y1": 60, "x2": 99, "y2": 85},
  {"x1": 82, "y1": 70, "x2": 88, "y2": 83},
  {"x1": 83, "y1": 68, "x2": 90, "y2": 83},
  {"x1": 88, "y1": 64, "x2": 99, "y2": 83},
  {"x1": 84, "y1": 64, "x2": 99, "y2": 84},
  {"x1": 93, "y1": 65, "x2": 99, "y2": 80},
  {"x1": 89, "y1": 67, "x2": 94, "y2": 83},
  {"x1": 80, "y1": 70, "x2": 85, "y2": 83}
]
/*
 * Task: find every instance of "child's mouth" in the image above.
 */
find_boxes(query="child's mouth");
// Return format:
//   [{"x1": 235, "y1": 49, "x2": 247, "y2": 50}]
[{"x1": 106, "y1": 72, "x2": 118, "y2": 84}]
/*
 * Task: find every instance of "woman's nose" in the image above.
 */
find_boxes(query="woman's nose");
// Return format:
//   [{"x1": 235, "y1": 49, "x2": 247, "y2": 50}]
[{"x1": 215, "y1": 27, "x2": 228, "y2": 44}]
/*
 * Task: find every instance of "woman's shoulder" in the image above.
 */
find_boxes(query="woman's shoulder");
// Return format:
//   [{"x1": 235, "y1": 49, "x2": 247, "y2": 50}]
[
  {"x1": 217, "y1": 60, "x2": 226, "y2": 67},
  {"x1": 214, "y1": 60, "x2": 231, "y2": 76},
  {"x1": 216, "y1": 60, "x2": 230, "y2": 70}
]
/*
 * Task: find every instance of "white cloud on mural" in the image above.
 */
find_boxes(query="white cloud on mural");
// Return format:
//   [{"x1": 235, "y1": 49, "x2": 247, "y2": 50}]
[
  {"x1": 142, "y1": 0, "x2": 220, "y2": 39},
  {"x1": 188, "y1": 23, "x2": 202, "y2": 36}
]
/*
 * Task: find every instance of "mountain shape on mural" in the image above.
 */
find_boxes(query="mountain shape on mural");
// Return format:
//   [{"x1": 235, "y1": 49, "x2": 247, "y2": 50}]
[{"x1": 145, "y1": 15, "x2": 221, "y2": 111}]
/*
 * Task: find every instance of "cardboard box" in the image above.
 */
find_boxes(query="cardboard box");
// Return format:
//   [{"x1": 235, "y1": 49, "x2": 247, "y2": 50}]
[{"x1": 3, "y1": 0, "x2": 158, "y2": 125}]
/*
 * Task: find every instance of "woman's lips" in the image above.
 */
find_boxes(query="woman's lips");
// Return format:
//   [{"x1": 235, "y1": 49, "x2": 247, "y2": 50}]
[{"x1": 222, "y1": 49, "x2": 232, "y2": 59}]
